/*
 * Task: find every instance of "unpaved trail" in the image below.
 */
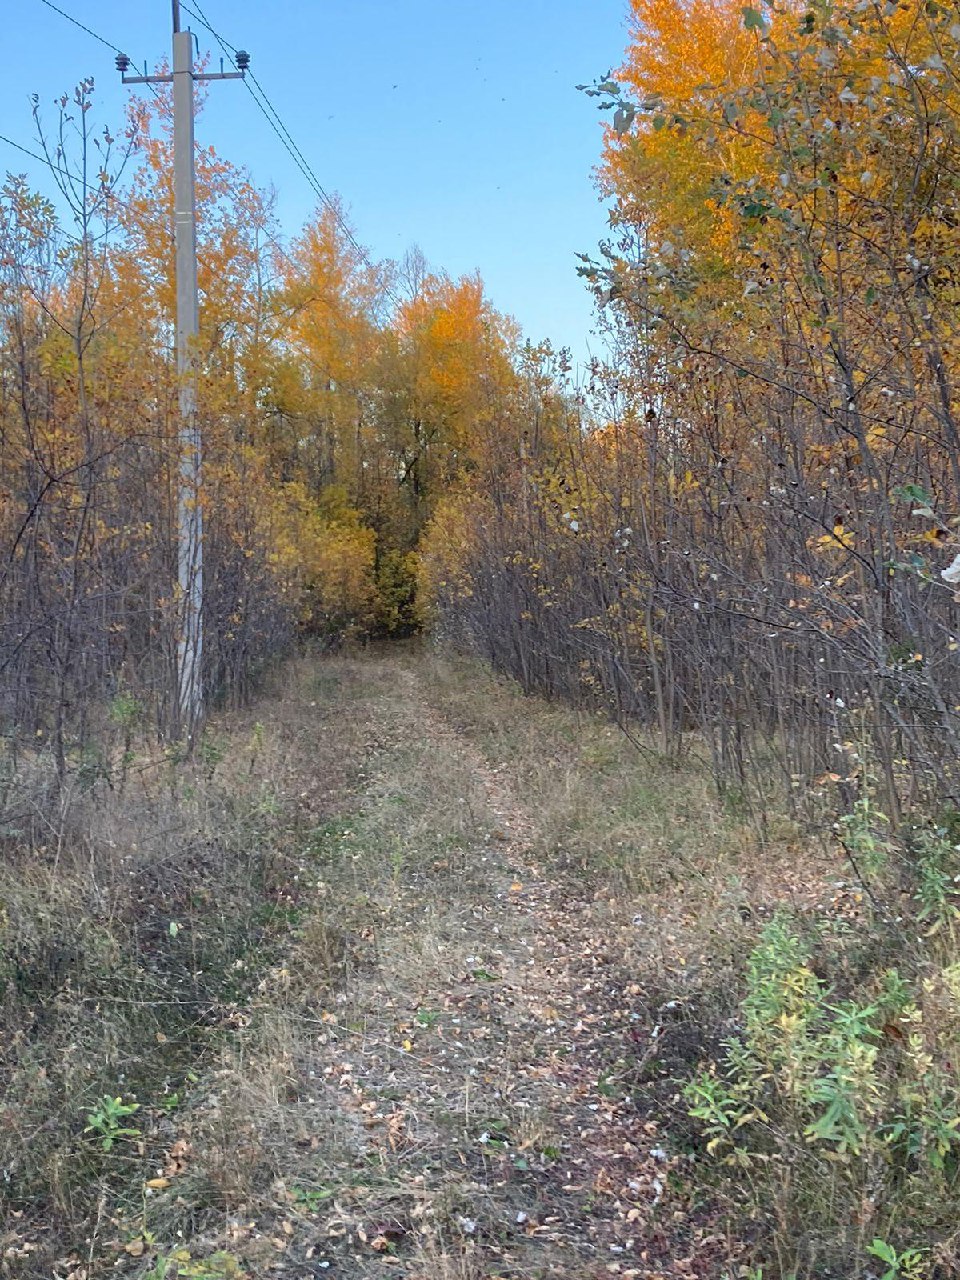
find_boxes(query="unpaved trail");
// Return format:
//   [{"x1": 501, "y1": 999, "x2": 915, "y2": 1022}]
[
  {"x1": 0, "y1": 645, "x2": 853, "y2": 1280},
  {"x1": 118, "y1": 646, "x2": 819, "y2": 1280},
  {"x1": 211, "y1": 651, "x2": 737, "y2": 1280}
]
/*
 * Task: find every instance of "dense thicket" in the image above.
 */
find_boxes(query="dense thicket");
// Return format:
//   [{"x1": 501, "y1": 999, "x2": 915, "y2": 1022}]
[
  {"x1": 0, "y1": 85, "x2": 533, "y2": 773},
  {"x1": 424, "y1": 0, "x2": 960, "y2": 818}
]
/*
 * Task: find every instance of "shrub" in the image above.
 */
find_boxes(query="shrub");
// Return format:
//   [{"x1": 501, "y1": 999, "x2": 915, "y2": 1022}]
[{"x1": 685, "y1": 808, "x2": 960, "y2": 1276}]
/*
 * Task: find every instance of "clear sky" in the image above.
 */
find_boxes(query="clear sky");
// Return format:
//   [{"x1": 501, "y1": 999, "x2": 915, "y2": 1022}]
[{"x1": 2, "y1": 1, "x2": 630, "y2": 371}]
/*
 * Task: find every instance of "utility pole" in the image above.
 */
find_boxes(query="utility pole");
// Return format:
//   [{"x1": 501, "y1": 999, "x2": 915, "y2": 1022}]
[{"x1": 117, "y1": 3, "x2": 249, "y2": 737}]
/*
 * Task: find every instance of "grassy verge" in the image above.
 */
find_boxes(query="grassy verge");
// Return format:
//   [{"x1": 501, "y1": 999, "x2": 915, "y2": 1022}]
[{"x1": 1, "y1": 654, "x2": 373, "y2": 1277}]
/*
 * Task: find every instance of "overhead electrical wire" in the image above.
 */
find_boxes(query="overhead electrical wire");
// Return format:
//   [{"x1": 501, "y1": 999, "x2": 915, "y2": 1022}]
[
  {"x1": 0, "y1": 128, "x2": 146, "y2": 229},
  {"x1": 179, "y1": 0, "x2": 404, "y2": 310},
  {"x1": 30, "y1": 0, "x2": 401, "y2": 315},
  {"x1": 13, "y1": 0, "x2": 377, "y2": 390},
  {"x1": 37, "y1": 0, "x2": 128, "y2": 55},
  {"x1": 0, "y1": 129, "x2": 91, "y2": 186},
  {"x1": 35, "y1": 0, "x2": 164, "y2": 104}
]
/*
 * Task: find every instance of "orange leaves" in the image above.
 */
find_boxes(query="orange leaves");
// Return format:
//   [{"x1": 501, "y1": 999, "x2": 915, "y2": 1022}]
[
  {"x1": 394, "y1": 271, "x2": 511, "y2": 450},
  {"x1": 602, "y1": 0, "x2": 773, "y2": 260},
  {"x1": 620, "y1": 0, "x2": 760, "y2": 106}
]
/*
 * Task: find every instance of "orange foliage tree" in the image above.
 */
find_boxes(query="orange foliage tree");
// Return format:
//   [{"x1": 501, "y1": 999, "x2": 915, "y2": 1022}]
[
  {"x1": 425, "y1": 0, "x2": 960, "y2": 823},
  {"x1": 0, "y1": 81, "x2": 528, "y2": 759}
]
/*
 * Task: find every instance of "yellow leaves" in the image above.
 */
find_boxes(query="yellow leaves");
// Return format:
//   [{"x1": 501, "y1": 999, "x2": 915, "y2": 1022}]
[
  {"x1": 418, "y1": 490, "x2": 491, "y2": 610},
  {"x1": 619, "y1": 0, "x2": 760, "y2": 108},
  {"x1": 261, "y1": 482, "x2": 377, "y2": 631},
  {"x1": 812, "y1": 524, "x2": 855, "y2": 553},
  {"x1": 668, "y1": 467, "x2": 698, "y2": 496}
]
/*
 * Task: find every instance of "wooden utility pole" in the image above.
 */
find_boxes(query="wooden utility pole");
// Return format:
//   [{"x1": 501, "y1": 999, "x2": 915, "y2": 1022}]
[{"x1": 117, "y1": 3, "x2": 249, "y2": 736}]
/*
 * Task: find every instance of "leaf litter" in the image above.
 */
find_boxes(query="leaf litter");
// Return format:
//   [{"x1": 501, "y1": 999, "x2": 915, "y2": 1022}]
[{"x1": 8, "y1": 650, "x2": 848, "y2": 1279}]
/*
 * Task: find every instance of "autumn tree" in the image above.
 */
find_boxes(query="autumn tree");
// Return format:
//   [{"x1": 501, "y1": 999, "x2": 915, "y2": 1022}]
[{"x1": 421, "y1": 0, "x2": 960, "y2": 819}]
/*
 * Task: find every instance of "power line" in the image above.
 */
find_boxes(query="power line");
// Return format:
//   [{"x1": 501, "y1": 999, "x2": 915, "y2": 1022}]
[
  {"x1": 33, "y1": 0, "x2": 403, "y2": 313},
  {"x1": 36, "y1": 0, "x2": 124, "y2": 54},
  {"x1": 181, "y1": 0, "x2": 327, "y2": 205},
  {"x1": 11, "y1": 7, "x2": 377, "y2": 390},
  {"x1": 179, "y1": 0, "x2": 403, "y2": 310},
  {"x1": 179, "y1": 3, "x2": 366, "y2": 252},
  {"x1": 33, "y1": 0, "x2": 164, "y2": 104},
  {"x1": 0, "y1": 129, "x2": 81, "y2": 181}
]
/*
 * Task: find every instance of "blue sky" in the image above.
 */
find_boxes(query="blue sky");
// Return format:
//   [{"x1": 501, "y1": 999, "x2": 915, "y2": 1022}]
[{"x1": 3, "y1": 1, "x2": 629, "y2": 371}]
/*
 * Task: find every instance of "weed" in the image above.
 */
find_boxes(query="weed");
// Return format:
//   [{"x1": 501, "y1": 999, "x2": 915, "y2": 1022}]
[
  {"x1": 291, "y1": 1183, "x2": 337, "y2": 1213},
  {"x1": 837, "y1": 794, "x2": 891, "y2": 879},
  {"x1": 197, "y1": 733, "x2": 227, "y2": 776},
  {"x1": 685, "y1": 841, "x2": 960, "y2": 1275},
  {"x1": 109, "y1": 690, "x2": 143, "y2": 730},
  {"x1": 84, "y1": 1095, "x2": 141, "y2": 1152},
  {"x1": 867, "y1": 1239, "x2": 927, "y2": 1280}
]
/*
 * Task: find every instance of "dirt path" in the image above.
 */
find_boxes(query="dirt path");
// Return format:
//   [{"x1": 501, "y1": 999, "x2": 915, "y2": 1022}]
[
  {"x1": 86, "y1": 646, "x2": 821, "y2": 1280},
  {"x1": 199, "y1": 651, "x2": 739, "y2": 1280}
]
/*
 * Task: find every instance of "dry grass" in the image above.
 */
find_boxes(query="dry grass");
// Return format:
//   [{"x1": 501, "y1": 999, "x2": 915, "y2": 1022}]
[
  {"x1": 2, "y1": 642, "x2": 843, "y2": 1280},
  {"x1": 0, "y1": 653, "x2": 375, "y2": 1276},
  {"x1": 421, "y1": 650, "x2": 818, "y2": 983}
]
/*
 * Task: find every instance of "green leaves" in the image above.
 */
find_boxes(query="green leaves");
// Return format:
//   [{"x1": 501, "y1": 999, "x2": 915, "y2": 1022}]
[
  {"x1": 867, "y1": 1239, "x2": 927, "y2": 1280},
  {"x1": 867, "y1": 1239, "x2": 898, "y2": 1267},
  {"x1": 576, "y1": 73, "x2": 621, "y2": 100},
  {"x1": 613, "y1": 104, "x2": 636, "y2": 136},
  {"x1": 894, "y1": 483, "x2": 933, "y2": 508},
  {"x1": 742, "y1": 6, "x2": 767, "y2": 32},
  {"x1": 83, "y1": 1094, "x2": 141, "y2": 1152}
]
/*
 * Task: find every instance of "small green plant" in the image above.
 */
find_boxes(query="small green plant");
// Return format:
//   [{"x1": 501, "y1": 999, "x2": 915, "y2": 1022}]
[
  {"x1": 866, "y1": 1238, "x2": 927, "y2": 1280},
  {"x1": 477, "y1": 1117, "x2": 510, "y2": 1152},
  {"x1": 109, "y1": 689, "x2": 143, "y2": 730},
  {"x1": 389, "y1": 836, "x2": 405, "y2": 883},
  {"x1": 110, "y1": 689, "x2": 143, "y2": 788},
  {"x1": 84, "y1": 1094, "x2": 140, "y2": 1151},
  {"x1": 291, "y1": 1183, "x2": 337, "y2": 1213},
  {"x1": 911, "y1": 827, "x2": 960, "y2": 931},
  {"x1": 685, "y1": 1062, "x2": 763, "y2": 1167},
  {"x1": 836, "y1": 794, "x2": 891, "y2": 878},
  {"x1": 198, "y1": 732, "x2": 227, "y2": 775},
  {"x1": 247, "y1": 720, "x2": 265, "y2": 774},
  {"x1": 75, "y1": 744, "x2": 109, "y2": 791},
  {"x1": 685, "y1": 896, "x2": 960, "y2": 1273},
  {"x1": 253, "y1": 787, "x2": 282, "y2": 818}
]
